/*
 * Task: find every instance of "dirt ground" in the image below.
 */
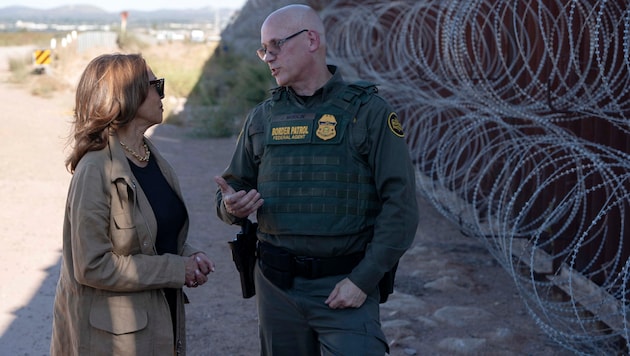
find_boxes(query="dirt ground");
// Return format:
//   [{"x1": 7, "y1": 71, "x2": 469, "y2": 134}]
[{"x1": 0, "y1": 45, "x2": 575, "y2": 355}]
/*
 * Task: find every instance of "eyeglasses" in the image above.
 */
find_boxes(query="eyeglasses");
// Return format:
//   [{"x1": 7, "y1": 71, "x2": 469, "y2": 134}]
[
  {"x1": 149, "y1": 78, "x2": 164, "y2": 99},
  {"x1": 256, "y1": 29, "x2": 309, "y2": 60}
]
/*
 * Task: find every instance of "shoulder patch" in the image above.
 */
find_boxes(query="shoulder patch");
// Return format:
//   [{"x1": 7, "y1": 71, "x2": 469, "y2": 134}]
[{"x1": 387, "y1": 112, "x2": 404, "y2": 138}]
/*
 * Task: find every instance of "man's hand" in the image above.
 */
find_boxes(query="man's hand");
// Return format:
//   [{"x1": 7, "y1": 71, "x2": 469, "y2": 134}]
[
  {"x1": 325, "y1": 278, "x2": 367, "y2": 309},
  {"x1": 215, "y1": 176, "x2": 264, "y2": 218}
]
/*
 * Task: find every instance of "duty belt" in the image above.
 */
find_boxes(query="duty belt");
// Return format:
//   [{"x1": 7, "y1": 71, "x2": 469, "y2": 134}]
[{"x1": 257, "y1": 241, "x2": 364, "y2": 289}]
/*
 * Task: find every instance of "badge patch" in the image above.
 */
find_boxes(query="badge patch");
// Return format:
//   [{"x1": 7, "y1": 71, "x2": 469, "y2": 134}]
[
  {"x1": 387, "y1": 112, "x2": 404, "y2": 138},
  {"x1": 316, "y1": 114, "x2": 337, "y2": 141}
]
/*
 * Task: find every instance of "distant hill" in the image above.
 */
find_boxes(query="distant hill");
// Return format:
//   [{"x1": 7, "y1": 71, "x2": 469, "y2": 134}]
[{"x1": 0, "y1": 5, "x2": 238, "y2": 26}]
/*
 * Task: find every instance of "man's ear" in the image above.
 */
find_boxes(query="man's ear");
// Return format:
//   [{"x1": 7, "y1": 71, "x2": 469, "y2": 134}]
[{"x1": 308, "y1": 30, "x2": 320, "y2": 51}]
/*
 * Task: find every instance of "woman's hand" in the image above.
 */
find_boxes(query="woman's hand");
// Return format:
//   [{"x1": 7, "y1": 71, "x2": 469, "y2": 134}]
[{"x1": 184, "y1": 253, "x2": 215, "y2": 288}]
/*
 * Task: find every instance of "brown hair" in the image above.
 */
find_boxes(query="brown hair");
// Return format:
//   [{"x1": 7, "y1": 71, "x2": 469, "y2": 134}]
[{"x1": 65, "y1": 53, "x2": 149, "y2": 172}]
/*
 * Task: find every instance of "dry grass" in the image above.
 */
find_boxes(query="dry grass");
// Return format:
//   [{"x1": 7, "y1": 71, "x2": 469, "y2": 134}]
[
  {"x1": 0, "y1": 32, "x2": 56, "y2": 47},
  {"x1": 5, "y1": 32, "x2": 266, "y2": 136},
  {"x1": 142, "y1": 41, "x2": 218, "y2": 99},
  {"x1": 141, "y1": 41, "x2": 219, "y2": 126},
  {"x1": 7, "y1": 36, "x2": 217, "y2": 124}
]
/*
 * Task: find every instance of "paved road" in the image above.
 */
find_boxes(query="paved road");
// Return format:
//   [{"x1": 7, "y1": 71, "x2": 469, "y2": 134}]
[{"x1": 0, "y1": 66, "x2": 72, "y2": 355}]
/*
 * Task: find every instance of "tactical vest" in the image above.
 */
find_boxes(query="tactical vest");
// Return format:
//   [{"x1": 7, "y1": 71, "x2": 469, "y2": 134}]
[{"x1": 257, "y1": 82, "x2": 380, "y2": 236}]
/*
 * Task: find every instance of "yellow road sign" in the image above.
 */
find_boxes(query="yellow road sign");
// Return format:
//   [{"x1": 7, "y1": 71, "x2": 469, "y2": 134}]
[{"x1": 34, "y1": 49, "x2": 51, "y2": 65}]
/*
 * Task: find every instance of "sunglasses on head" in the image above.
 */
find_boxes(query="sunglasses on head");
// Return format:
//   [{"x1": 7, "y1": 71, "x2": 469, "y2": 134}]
[{"x1": 149, "y1": 78, "x2": 165, "y2": 99}]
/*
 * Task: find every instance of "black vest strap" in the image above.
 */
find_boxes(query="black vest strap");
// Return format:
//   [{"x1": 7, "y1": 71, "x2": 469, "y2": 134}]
[{"x1": 330, "y1": 81, "x2": 377, "y2": 120}]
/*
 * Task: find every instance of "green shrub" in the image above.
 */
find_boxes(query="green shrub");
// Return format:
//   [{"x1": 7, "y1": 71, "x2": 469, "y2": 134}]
[{"x1": 187, "y1": 46, "x2": 274, "y2": 137}]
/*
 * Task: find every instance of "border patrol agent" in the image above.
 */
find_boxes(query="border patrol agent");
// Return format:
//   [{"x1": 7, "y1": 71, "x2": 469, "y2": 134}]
[{"x1": 215, "y1": 4, "x2": 419, "y2": 355}]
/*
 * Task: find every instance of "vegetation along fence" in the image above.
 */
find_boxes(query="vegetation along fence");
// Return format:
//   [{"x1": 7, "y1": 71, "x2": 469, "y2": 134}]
[{"x1": 319, "y1": 0, "x2": 630, "y2": 354}]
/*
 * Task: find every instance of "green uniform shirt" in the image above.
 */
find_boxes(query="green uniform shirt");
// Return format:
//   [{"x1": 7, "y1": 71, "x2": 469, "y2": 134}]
[{"x1": 217, "y1": 66, "x2": 419, "y2": 294}]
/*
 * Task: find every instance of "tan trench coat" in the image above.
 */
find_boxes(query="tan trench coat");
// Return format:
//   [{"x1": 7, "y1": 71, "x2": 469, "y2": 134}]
[{"x1": 50, "y1": 133, "x2": 202, "y2": 356}]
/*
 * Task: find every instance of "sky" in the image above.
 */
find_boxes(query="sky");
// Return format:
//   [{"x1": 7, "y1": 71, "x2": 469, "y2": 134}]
[{"x1": 0, "y1": 0, "x2": 247, "y2": 12}]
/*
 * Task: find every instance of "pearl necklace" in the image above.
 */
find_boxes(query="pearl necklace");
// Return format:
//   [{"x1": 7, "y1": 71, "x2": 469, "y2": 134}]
[{"x1": 120, "y1": 141, "x2": 151, "y2": 162}]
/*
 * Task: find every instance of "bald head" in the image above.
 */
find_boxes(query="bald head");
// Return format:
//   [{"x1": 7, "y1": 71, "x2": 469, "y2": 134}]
[
  {"x1": 260, "y1": 4, "x2": 332, "y2": 94},
  {"x1": 262, "y1": 4, "x2": 326, "y2": 47}
]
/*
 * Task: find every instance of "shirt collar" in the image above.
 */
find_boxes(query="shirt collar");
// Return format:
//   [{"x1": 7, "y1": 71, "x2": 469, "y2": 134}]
[{"x1": 271, "y1": 65, "x2": 344, "y2": 104}]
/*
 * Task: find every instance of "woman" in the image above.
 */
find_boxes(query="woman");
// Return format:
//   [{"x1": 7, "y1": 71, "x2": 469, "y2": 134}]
[{"x1": 50, "y1": 53, "x2": 214, "y2": 356}]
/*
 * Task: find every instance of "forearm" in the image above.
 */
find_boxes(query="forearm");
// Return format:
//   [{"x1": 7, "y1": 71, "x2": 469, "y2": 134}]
[{"x1": 74, "y1": 250, "x2": 186, "y2": 291}]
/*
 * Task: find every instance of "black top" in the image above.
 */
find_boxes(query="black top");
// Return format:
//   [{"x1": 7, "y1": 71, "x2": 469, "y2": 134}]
[
  {"x1": 129, "y1": 156, "x2": 187, "y2": 336},
  {"x1": 129, "y1": 156, "x2": 187, "y2": 255}
]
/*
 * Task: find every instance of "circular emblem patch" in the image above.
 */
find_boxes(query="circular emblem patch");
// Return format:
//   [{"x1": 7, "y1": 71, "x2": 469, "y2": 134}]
[{"x1": 387, "y1": 112, "x2": 404, "y2": 138}]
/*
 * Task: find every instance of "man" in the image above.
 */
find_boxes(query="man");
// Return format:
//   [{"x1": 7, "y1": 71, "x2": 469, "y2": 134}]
[{"x1": 215, "y1": 4, "x2": 418, "y2": 355}]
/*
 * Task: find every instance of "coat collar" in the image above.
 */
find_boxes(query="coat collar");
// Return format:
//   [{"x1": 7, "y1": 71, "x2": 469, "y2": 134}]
[
  {"x1": 107, "y1": 130, "x2": 134, "y2": 184},
  {"x1": 106, "y1": 129, "x2": 180, "y2": 198}
]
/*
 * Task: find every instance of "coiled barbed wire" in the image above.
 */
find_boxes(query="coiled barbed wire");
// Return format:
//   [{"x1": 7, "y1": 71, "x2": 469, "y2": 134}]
[{"x1": 320, "y1": 0, "x2": 630, "y2": 354}]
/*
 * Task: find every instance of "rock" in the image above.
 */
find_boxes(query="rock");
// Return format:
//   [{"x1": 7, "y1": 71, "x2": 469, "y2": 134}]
[
  {"x1": 437, "y1": 337, "x2": 487, "y2": 354},
  {"x1": 382, "y1": 319, "x2": 413, "y2": 329},
  {"x1": 433, "y1": 306, "x2": 493, "y2": 327}
]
